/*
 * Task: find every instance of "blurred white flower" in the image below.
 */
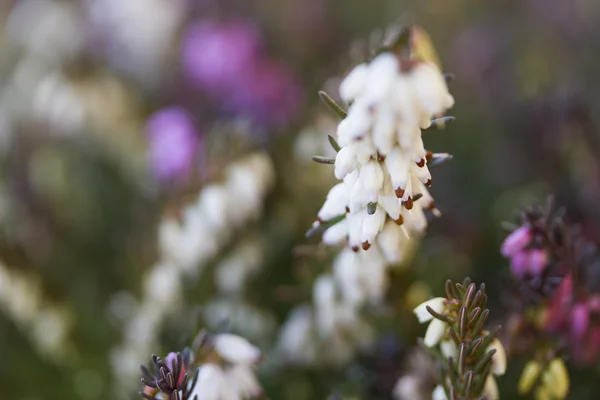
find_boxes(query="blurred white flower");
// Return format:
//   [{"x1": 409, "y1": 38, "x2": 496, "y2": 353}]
[
  {"x1": 214, "y1": 333, "x2": 262, "y2": 364},
  {"x1": 487, "y1": 338, "x2": 507, "y2": 376},
  {"x1": 432, "y1": 385, "x2": 448, "y2": 400},
  {"x1": 83, "y1": 0, "x2": 184, "y2": 85},
  {"x1": 7, "y1": 0, "x2": 83, "y2": 62}
]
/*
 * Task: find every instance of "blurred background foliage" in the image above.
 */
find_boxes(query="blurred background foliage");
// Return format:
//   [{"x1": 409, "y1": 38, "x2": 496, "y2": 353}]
[{"x1": 1, "y1": 0, "x2": 600, "y2": 399}]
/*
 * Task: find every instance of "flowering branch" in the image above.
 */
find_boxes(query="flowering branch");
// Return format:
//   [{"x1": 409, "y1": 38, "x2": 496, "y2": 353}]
[{"x1": 414, "y1": 278, "x2": 505, "y2": 400}]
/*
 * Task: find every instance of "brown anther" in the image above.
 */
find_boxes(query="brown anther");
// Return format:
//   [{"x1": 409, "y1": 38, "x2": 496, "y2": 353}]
[
  {"x1": 394, "y1": 215, "x2": 404, "y2": 225},
  {"x1": 362, "y1": 241, "x2": 371, "y2": 251},
  {"x1": 345, "y1": 206, "x2": 350, "y2": 213},
  {"x1": 395, "y1": 187, "x2": 405, "y2": 198},
  {"x1": 351, "y1": 246, "x2": 360, "y2": 253},
  {"x1": 403, "y1": 197, "x2": 414, "y2": 210},
  {"x1": 416, "y1": 158, "x2": 426, "y2": 168},
  {"x1": 376, "y1": 152, "x2": 386, "y2": 162},
  {"x1": 425, "y1": 179, "x2": 432, "y2": 187},
  {"x1": 316, "y1": 217, "x2": 323, "y2": 223},
  {"x1": 426, "y1": 150, "x2": 433, "y2": 160},
  {"x1": 427, "y1": 202, "x2": 436, "y2": 210}
]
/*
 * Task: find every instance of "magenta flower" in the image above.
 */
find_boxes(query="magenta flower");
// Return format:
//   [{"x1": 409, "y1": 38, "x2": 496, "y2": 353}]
[
  {"x1": 146, "y1": 107, "x2": 200, "y2": 182},
  {"x1": 181, "y1": 18, "x2": 302, "y2": 128},
  {"x1": 181, "y1": 20, "x2": 262, "y2": 98},
  {"x1": 501, "y1": 225, "x2": 532, "y2": 257}
]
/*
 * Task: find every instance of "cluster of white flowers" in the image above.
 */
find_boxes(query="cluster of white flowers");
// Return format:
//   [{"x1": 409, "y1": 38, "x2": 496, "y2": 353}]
[
  {"x1": 277, "y1": 279, "x2": 375, "y2": 367},
  {"x1": 278, "y1": 51, "x2": 453, "y2": 368},
  {"x1": 0, "y1": 261, "x2": 73, "y2": 363},
  {"x1": 112, "y1": 153, "x2": 275, "y2": 394},
  {"x1": 314, "y1": 52, "x2": 453, "y2": 253},
  {"x1": 190, "y1": 333, "x2": 263, "y2": 399},
  {"x1": 83, "y1": 0, "x2": 184, "y2": 86}
]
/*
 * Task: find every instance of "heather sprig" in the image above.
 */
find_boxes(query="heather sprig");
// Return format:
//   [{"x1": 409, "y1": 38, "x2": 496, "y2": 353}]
[{"x1": 414, "y1": 278, "x2": 505, "y2": 400}]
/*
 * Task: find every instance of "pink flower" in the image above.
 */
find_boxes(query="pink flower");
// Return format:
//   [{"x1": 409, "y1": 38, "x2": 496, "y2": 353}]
[
  {"x1": 146, "y1": 107, "x2": 200, "y2": 182},
  {"x1": 501, "y1": 225, "x2": 532, "y2": 257},
  {"x1": 571, "y1": 303, "x2": 590, "y2": 339},
  {"x1": 528, "y1": 249, "x2": 548, "y2": 276},
  {"x1": 510, "y1": 251, "x2": 530, "y2": 278}
]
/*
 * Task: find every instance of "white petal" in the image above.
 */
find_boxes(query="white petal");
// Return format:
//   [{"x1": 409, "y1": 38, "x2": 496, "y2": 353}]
[
  {"x1": 360, "y1": 205, "x2": 386, "y2": 245},
  {"x1": 347, "y1": 211, "x2": 364, "y2": 249},
  {"x1": 363, "y1": 53, "x2": 399, "y2": 102},
  {"x1": 372, "y1": 106, "x2": 396, "y2": 155},
  {"x1": 424, "y1": 318, "x2": 447, "y2": 347},
  {"x1": 385, "y1": 148, "x2": 410, "y2": 193},
  {"x1": 403, "y1": 206, "x2": 427, "y2": 233},
  {"x1": 318, "y1": 183, "x2": 349, "y2": 221},
  {"x1": 413, "y1": 297, "x2": 446, "y2": 323},
  {"x1": 440, "y1": 340, "x2": 458, "y2": 359},
  {"x1": 339, "y1": 102, "x2": 371, "y2": 142},
  {"x1": 378, "y1": 221, "x2": 412, "y2": 264},
  {"x1": 322, "y1": 219, "x2": 349, "y2": 245},
  {"x1": 313, "y1": 275, "x2": 336, "y2": 307},
  {"x1": 487, "y1": 338, "x2": 507, "y2": 376},
  {"x1": 191, "y1": 364, "x2": 228, "y2": 400},
  {"x1": 353, "y1": 135, "x2": 377, "y2": 164},
  {"x1": 411, "y1": 62, "x2": 453, "y2": 116},
  {"x1": 483, "y1": 375, "x2": 500, "y2": 400},
  {"x1": 432, "y1": 385, "x2": 448, "y2": 400},
  {"x1": 214, "y1": 334, "x2": 261, "y2": 364},
  {"x1": 393, "y1": 375, "x2": 420, "y2": 400},
  {"x1": 379, "y1": 194, "x2": 402, "y2": 221},
  {"x1": 224, "y1": 364, "x2": 262, "y2": 398},
  {"x1": 359, "y1": 161, "x2": 384, "y2": 204},
  {"x1": 334, "y1": 145, "x2": 358, "y2": 180},
  {"x1": 339, "y1": 63, "x2": 369, "y2": 102}
]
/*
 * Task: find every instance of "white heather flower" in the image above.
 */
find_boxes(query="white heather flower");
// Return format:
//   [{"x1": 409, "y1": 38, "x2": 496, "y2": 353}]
[
  {"x1": 413, "y1": 297, "x2": 446, "y2": 323},
  {"x1": 393, "y1": 375, "x2": 423, "y2": 400},
  {"x1": 224, "y1": 364, "x2": 263, "y2": 398},
  {"x1": 313, "y1": 275, "x2": 337, "y2": 336},
  {"x1": 413, "y1": 297, "x2": 448, "y2": 347},
  {"x1": 377, "y1": 220, "x2": 414, "y2": 264},
  {"x1": 440, "y1": 339, "x2": 458, "y2": 359},
  {"x1": 276, "y1": 305, "x2": 318, "y2": 366},
  {"x1": 487, "y1": 338, "x2": 507, "y2": 376},
  {"x1": 316, "y1": 50, "x2": 453, "y2": 251},
  {"x1": 213, "y1": 333, "x2": 261, "y2": 364},
  {"x1": 191, "y1": 364, "x2": 235, "y2": 400},
  {"x1": 432, "y1": 385, "x2": 448, "y2": 400},
  {"x1": 424, "y1": 318, "x2": 447, "y2": 347},
  {"x1": 483, "y1": 375, "x2": 500, "y2": 400}
]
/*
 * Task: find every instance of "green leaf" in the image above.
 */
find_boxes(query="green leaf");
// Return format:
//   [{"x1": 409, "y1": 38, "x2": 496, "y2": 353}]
[{"x1": 318, "y1": 91, "x2": 347, "y2": 119}]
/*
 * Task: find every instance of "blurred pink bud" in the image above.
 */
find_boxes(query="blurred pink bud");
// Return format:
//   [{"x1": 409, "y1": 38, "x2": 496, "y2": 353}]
[
  {"x1": 588, "y1": 295, "x2": 600, "y2": 313},
  {"x1": 165, "y1": 352, "x2": 186, "y2": 386},
  {"x1": 510, "y1": 251, "x2": 530, "y2": 278},
  {"x1": 501, "y1": 226, "x2": 532, "y2": 257},
  {"x1": 528, "y1": 249, "x2": 548, "y2": 276},
  {"x1": 571, "y1": 303, "x2": 590, "y2": 339}
]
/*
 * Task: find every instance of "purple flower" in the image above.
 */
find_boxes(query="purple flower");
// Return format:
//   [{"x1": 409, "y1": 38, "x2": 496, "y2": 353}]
[
  {"x1": 528, "y1": 249, "x2": 548, "y2": 276},
  {"x1": 182, "y1": 20, "x2": 262, "y2": 97},
  {"x1": 181, "y1": 18, "x2": 303, "y2": 128},
  {"x1": 501, "y1": 225, "x2": 532, "y2": 257},
  {"x1": 571, "y1": 303, "x2": 590, "y2": 339},
  {"x1": 224, "y1": 59, "x2": 302, "y2": 128},
  {"x1": 510, "y1": 251, "x2": 530, "y2": 278},
  {"x1": 146, "y1": 107, "x2": 200, "y2": 182}
]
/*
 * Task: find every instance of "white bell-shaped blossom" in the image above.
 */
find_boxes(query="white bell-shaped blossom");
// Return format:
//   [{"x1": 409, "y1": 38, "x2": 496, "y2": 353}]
[
  {"x1": 413, "y1": 297, "x2": 448, "y2": 347},
  {"x1": 213, "y1": 333, "x2": 261, "y2": 364}
]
